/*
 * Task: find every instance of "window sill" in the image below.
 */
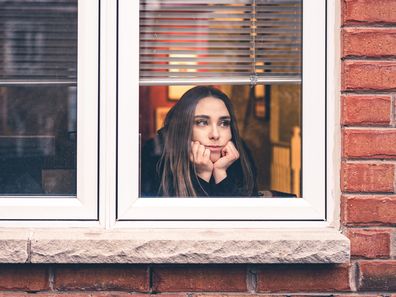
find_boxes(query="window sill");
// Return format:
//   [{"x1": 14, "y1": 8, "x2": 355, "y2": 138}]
[{"x1": 0, "y1": 228, "x2": 350, "y2": 264}]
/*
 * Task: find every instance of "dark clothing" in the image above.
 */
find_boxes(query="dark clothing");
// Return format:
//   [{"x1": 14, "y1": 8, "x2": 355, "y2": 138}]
[{"x1": 140, "y1": 133, "x2": 258, "y2": 197}]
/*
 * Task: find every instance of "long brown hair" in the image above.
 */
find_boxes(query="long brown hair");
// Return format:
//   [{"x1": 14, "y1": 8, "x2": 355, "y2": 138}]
[{"x1": 158, "y1": 86, "x2": 254, "y2": 197}]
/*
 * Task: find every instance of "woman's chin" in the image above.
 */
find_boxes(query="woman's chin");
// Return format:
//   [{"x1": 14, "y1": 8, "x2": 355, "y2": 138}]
[{"x1": 210, "y1": 152, "x2": 221, "y2": 163}]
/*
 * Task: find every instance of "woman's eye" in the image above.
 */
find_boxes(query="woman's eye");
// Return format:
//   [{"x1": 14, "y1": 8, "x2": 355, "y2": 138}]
[
  {"x1": 195, "y1": 119, "x2": 208, "y2": 126},
  {"x1": 219, "y1": 120, "x2": 231, "y2": 127}
]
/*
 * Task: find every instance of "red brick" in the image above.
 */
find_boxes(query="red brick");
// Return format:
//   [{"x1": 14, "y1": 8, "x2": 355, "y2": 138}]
[
  {"x1": 152, "y1": 266, "x2": 247, "y2": 292},
  {"x1": 341, "y1": 95, "x2": 391, "y2": 126},
  {"x1": 342, "y1": 61, "x2": 396, "y2": 91},
  {"x1": 0, "y1": 292, "x2": 125, "y2": 297},
  {"x1": 341, "y1": 163, "x2": 394, "y2": 193},
  {"x1": 54, "y1": 265, "x2": 149, "y2": 292},
  {"x1": 194, "y1": 295, "x2": 280, "y2": 297},
  {"x1": 333, "y1": 295, "x2": 379, "y2": 297},
  {"x1": 343, "y1": 0, "x2": 396, "y2": 25},
  {"x1": 343, "y1": 129, "x2": 396, "y2": 159},
  {"x1": 0, "y1": 291, "x2": 173, "y2": 297},
  {"x1": 342, "y1": 28, "x2": 396, "y2": 57},
  {"x1": 288, "y1": 293, "x2": 334, "y2": 297},
  {"x1": 358, "y1": 260, "x2": 396, "y2": 291},
  {"x1": 256, "y1": 264, "x2": 351, "y2": 292},
  {"x1": 0, "y1": 265, "x2": 49, "y2": 291},
  {"x1": 347, "y1": 228, "x2": 391, "y2": 258},
  {"x1": 342, "y1": 195, "x2": 396, "y2": 226}
]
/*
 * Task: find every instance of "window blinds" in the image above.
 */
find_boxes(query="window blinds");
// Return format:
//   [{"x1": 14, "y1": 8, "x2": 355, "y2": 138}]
[
  {"x1": 0, "y1": 0, "x2": 77, "y2": 84},
  {"x1": 140, "y1": 0, "x2": 302, "y2": 85}
]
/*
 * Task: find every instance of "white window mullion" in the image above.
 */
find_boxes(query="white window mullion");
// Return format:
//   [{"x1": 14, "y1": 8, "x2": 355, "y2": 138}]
[{"x1": 99, "y1": 0, "x2": 118, "y2": 228}]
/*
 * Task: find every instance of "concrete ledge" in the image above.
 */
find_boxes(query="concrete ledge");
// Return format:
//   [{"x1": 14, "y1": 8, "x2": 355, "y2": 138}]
[
  {"x1": 0, "y1": 228, "x2": 350, "y2": 264},
  {"x1": 0, "y1": 230, "x2": 29, "y2": 263}
]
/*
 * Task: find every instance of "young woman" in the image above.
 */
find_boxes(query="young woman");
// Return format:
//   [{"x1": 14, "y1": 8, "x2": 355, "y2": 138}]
[{"x1": 141, "y1": 86, "x2": 257, "y2": 197}]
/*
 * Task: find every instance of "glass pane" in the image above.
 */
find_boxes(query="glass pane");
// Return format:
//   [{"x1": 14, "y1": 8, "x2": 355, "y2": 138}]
[
  {"x1": 0, "y1": 0, "x2": 77, "y2": 195},
  {"x1": 138, "y1": 0, "x2": 302, "y2": 198},
  {"x1": 0, "y1": 86, "x2": 77, "y2": 195},
  {"x1": 139, "y1": 0, "x2": 302, "y2": 84},
  {"x1": 0, "y1": 0, "x2": 78, "y2": 81},
  {"x1": 139, "y1": 84, "x2": 301, "y2": 198}
]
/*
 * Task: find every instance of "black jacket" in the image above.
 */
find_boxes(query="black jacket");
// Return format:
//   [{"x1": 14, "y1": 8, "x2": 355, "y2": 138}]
[{"x1": 140, "y1": 132, "x2": 258, "y2": 197}]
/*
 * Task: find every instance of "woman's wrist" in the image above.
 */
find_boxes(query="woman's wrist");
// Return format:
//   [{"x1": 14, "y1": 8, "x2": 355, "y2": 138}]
[
  {"x1": 213, "y1": 169, "x2": 227, "y2": 184},
  {"x1": 197, "y1": 171, "x2": 212, "y2": 183}
]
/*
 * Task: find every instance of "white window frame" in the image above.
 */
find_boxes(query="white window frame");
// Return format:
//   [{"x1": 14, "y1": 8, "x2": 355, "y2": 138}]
[
  {"x1": 0, "y1": 0, "x2": 99, "y2": 220},
  {"x1": 0, "y1": 0, "x2": 340, "y2": 228},
  {"x1": 115, "y1": 0, "x2": 337, "y2": 227}
]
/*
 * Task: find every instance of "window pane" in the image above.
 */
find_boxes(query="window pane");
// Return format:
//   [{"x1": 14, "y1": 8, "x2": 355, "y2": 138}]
[
  {"x1": 0, "y1": 86, "x2": 76, "y2": 195},
  {"x1": 138, "y1": 0, "x2": 302, "y2": 198},
  {"x1": 0, "y1": 0, "x2": 77, "y2": 81},
  {"x1": 139, "y1": 84, "x2": 301, "y2": 198},
  {"x1": 0, "y1": 0, "x2": 77, "y2": 195},
  {"x1": 139, "y1": 0, "x2": 301, "y2": 85}
]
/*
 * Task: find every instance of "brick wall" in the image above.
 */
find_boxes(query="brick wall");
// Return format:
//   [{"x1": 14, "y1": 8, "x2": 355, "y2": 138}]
[
  {"x1": 341, "y1": 0, "x2": 396, "y2": 295},
  {"x1": 0, "y1": 0, "x2": 396, "y2": 296}
]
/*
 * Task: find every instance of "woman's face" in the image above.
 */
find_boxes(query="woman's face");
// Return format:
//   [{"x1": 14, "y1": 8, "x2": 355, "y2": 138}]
[{"x1": 192, "y1": 96, "x2": 232, "y2": 162}]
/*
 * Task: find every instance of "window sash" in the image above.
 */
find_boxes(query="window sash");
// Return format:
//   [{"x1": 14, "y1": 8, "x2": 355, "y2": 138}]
[
  {"x1": 117, "y1": 0, "x2": 327, "y2": 222},
  {"x1": 0, "y1": 0, "x2": 99, "y2": 220}
]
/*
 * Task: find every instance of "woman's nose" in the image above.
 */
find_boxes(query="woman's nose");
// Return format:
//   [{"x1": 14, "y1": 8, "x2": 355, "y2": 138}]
[{"x1": 209, "y1": 125, "x2": 220, "y2": 140}]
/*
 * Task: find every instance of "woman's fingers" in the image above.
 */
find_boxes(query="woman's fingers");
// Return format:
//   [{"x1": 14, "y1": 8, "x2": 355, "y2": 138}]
[
  {"x1": 190, "y1": 141, "x2": 214, "y2": 182},
  {"x1": 191, "y1": 141, "x2": 211, "y2": 164},
  {"x1": 197, "y1": 144, "x2": 206, "y2": 161},
  {"x1": 190, "y1": 141, "x2": 199, "y2": 162},
  {"x1": 203, "y1": 148, "x2": 211, "y2": 161},
  {"x1": 227, "y1": 141, "x2": 240, "y2": 160},
  {"x1": 221, "y1": 141, "x2": 239, "y2": 161}
]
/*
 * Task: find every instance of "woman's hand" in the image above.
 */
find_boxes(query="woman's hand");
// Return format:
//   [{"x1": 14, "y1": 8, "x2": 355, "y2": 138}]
[
  {"x1": 190, "y1": 141, "x2": 214, "y2": 182},
  {"x1": 213, "y1": 141, "x2": 240, "y2": 183}
]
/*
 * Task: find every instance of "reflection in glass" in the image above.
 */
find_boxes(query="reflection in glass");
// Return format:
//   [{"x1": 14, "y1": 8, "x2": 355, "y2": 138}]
[
  {"x1": 0, "y1": 0, "x2": 77, "y2": 81},
  {"x1": 0, "y1": 86, "x2": 77, "y2": 195},
  {"x1": 0, "y1": 1, "x2": 78, "y2": 195}
]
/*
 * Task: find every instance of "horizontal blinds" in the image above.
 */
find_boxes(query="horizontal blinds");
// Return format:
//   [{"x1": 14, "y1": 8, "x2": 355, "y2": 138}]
[
  {"x1": 0, "y1": 0, "x2": 77, "y2": 83},
  {"x1": 140, "y1": 0, "x2": 302, "y2": 85}
]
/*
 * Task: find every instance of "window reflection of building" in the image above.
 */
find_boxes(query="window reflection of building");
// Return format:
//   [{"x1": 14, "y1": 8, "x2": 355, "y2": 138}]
[
  {"x1": 0, "y1": 0, "x2": 78, "y2": 195},
  {"x1": 5, "y1": 21, "x2": 45, "y2": 76}
]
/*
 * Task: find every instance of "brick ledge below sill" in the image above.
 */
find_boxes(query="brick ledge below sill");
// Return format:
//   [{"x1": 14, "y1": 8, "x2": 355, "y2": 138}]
[{"x1": 0, "y1": 228, "x2": 350, "y2": 264}]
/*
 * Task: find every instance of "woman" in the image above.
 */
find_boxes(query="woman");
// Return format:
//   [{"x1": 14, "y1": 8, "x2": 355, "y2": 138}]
[{"x1": 141, "y1": 86, "x2": 257, "y2": 197}]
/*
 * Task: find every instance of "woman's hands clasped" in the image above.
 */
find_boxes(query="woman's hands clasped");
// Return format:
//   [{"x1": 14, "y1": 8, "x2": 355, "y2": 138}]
[{"x1": 190, "y1": 141, "x2": 239, "y2": 183}]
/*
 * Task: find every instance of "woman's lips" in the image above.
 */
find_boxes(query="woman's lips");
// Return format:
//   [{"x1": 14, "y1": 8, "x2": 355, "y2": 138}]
[{"x1": 206, "y1": 145, "x2": 223, "y2": 152}]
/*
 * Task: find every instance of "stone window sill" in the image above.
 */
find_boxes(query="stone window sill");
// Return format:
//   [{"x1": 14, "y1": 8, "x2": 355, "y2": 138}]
[{"x1": 0, "y1": 228, "x2": 349, "y2": 264}]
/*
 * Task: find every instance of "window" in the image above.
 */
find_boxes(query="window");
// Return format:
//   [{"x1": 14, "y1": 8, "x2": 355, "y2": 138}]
[
  {"x1": 0, "y1": 0, "x2": 348, "y2": 265},
  {"x1": 0, "y1": 0, "x2": 99, "y2": 220},
  {"x1": 0, "y1": 0, "x2": 333, "y2": 225},
  {"x1": 117, "y1": 0, "x2": 329, "y2": 224}
]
